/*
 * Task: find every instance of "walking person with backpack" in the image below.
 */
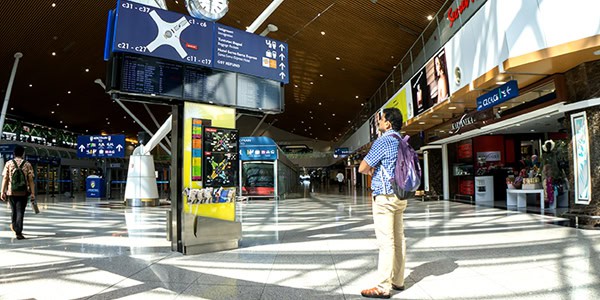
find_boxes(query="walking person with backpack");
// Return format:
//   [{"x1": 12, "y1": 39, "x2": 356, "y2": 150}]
[
  {"x1": 358, "y1": 108, "x2": 421, "y2": 299},
  {"x1": 1, "y1": 145, "x2": 36, "y2": 240}
]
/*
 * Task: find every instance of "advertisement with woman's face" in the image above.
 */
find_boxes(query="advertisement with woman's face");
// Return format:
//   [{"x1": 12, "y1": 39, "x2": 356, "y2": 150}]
[{"x1": 411, "y1": 49, "x2": 450, "y2": 117}]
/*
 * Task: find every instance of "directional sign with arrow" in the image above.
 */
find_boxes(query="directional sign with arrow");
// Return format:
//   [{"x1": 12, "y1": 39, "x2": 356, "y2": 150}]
[
  {"x1": 77, "y1": 135, "x2": 126, "y2": 158},
  {"x1": 213, "y1": 24, "x2": 289, "y2": 83}
]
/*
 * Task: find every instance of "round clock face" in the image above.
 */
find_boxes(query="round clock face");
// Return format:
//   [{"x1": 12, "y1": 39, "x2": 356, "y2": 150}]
[{"x1": 186, "y1": 0, "x2": 229, "y2": 21}]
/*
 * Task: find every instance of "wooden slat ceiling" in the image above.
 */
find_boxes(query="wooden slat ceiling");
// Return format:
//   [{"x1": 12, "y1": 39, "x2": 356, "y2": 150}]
[{"x1": 0, "y1": 0, "x2": 446, "y2": 141}]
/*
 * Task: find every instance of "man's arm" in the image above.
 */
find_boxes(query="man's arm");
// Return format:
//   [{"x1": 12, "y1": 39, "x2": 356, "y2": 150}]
[{"x1": 358, "y1": 160, "x2": 374, "y2": 176}]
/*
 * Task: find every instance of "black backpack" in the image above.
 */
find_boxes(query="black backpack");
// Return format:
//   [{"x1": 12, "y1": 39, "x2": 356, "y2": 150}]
[{"x1": 10, "y1": 160, "x2": 28, "y2": 196}]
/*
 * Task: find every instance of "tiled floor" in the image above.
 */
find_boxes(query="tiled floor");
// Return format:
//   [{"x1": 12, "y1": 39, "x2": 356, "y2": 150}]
[{"x1": 1, "y1": 187, "x2": 600, "y2": 299}]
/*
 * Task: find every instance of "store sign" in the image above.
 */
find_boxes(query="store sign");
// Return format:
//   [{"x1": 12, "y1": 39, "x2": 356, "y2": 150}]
[
  {"x1": 477, "y1": 151, "x2": 501, "y2": 162},
  {"x1": 477, "y1": 80, "x2": 519, "y2": 111},
  {"x1": 450, "y1": 110, "x2": 494, "y2": 135},
  {"x1": 448, "y1": 0, "x2": 478, "y2": 28}
]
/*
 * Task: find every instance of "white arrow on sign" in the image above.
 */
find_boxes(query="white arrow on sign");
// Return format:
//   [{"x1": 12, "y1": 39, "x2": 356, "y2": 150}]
[
  {"x1": 279, "y1": 72, "x2": 286, "y2": 79},
  {"x1": 279, "y1": 62, "x2": 286, "y2": 70},
  {"x1": 279, "y1": 44, "x2": 285, "y2": 51},
  {"x1": 278, "y1": 53, "x2": 285, "y2": 60},
  {"x1": 79, "y1": 145, "x2": 86, "y2": 152},
  {"x1": 116, "y1": 144, "x2": 124, "y2": 152}
]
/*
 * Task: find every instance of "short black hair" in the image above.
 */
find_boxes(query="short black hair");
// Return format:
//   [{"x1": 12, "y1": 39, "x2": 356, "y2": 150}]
[
  {"x1": 14, "y1": 145, "x2": 25, "y2": 157},
  {"x1": 382, "y1": 108, "x2": 403, "y2": 131}
]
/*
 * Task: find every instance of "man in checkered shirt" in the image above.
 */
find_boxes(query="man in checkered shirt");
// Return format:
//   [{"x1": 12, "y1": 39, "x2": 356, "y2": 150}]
[{"x1": 358, "y1": 108, "x2": 407, "y2": 299}]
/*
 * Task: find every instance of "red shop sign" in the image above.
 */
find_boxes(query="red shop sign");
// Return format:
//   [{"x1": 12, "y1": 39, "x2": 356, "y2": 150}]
[{"x1": 447, "y1": 0, "x2": 477, "y2": 28}]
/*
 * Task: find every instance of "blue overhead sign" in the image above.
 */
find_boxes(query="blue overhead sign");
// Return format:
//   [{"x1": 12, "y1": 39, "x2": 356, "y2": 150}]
[
  {"x1": 239, "y1": 136, "x2": 278, "y2": 161},
  {"x1": 334, "y1": 147, "x2": 350, "y2": 158},
  {"x1": 112, "y1": 0, "x2": 213, "y2": 67},
  {"x1": 108, "y1": 0, "x2": 289, "y2": 84},
  {"x1": 477, "y1": 80, "x2": 519, "y2": 111},
  {"x1": 214, "y1": 24, "x2": 289, "y2": 84},
  {"x1": 77, "y1": 135, "x2": 126, "y2": 158}
]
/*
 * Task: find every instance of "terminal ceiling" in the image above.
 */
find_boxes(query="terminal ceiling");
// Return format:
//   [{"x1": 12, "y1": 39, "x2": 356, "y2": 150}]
[{"x1": 0, "y1": 0, "x2": 446, "y2": 142}]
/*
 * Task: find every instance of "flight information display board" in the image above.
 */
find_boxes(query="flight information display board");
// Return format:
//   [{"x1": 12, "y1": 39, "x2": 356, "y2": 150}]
[
  {"x1": 120, "y1": 55, "x2": 183, "y2": 97},
  {"x1": 237, "y1": 74, "x2": 282, "y2": 111},
  {"x1": 183, "y1": 66, "x2": 236, "y2": 105}
]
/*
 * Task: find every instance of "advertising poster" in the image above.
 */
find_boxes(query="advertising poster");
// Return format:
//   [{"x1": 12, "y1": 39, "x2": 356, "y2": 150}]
[
  {"x1": 183, "y1": 102, "x2": 236, "y2": 221},
  {"x1": 411, "y1": 49, "x2": 450, "y2": 117},
  {"x1": 384, "y1": 88, "x2": 410, "y2": 124},
  {"x1": 571, "y1": 112, "x2": 591, "y2": 205}
]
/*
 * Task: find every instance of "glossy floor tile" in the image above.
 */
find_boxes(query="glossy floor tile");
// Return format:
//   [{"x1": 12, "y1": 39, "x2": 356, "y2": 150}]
[{"x1": 1, "y1": 187, "x2": 600, "y2": 299}]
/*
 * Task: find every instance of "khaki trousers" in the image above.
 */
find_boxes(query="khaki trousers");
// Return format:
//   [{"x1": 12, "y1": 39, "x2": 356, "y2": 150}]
[{"x1": 372, "y1": 194, "x2": 407, "y2": 291}]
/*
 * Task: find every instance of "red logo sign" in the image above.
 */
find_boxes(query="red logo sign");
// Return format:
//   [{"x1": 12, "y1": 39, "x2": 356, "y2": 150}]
[{"x1": 447, "y1": 0, "x2": 477, "y2": 28}]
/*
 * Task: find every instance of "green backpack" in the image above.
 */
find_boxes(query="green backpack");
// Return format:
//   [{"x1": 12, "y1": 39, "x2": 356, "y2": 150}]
[{"x1": 11, "y1": 160, "x2": 28, "y2": 195}]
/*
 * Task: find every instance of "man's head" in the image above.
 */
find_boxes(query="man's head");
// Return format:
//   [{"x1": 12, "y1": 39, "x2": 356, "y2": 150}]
[
  {"x1": 378, "y1": 108, "x2": 403, "y2": 132},
  {"x1": 14, "y1": 145, "x2": 25, "y2": 157}
]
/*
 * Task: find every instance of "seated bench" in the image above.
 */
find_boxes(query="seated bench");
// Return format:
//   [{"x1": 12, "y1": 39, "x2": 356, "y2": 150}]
[{"x1": 506, "y1": 189, "x2": 545, "y2": 209}]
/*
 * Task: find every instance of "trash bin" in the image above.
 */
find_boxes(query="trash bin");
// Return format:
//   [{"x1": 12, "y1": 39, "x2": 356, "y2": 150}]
[{"x1": 86, "y1": 175, "x2": 106, "y2": 199}]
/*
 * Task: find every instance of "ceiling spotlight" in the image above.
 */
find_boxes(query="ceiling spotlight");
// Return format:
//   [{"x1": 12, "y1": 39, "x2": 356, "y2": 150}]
[
  {"x1": 496, "y1": 81, "x2": 507, "y2": 85},
  {"x1": 309, "y1": 111, "x2": 312, "y2": 114},
  {"x1": 347, "y1": 120, "x2": 351, "y2": 123},
  {"x1": 59, "y1": 121, "x2": 63, "y2": 124},
  {"x1": 67, "y1": 91, "x2": 71, "y2": 94},
  {"x1": 52, "y1": 3, "x2": 56, "y2": 7},
  {"x1": 593, "y1": 49, "x2": 600, "y2": 56},
  {"x1": 355, "y1": 95, "x2": 359, "y2": 99},
  {"x1": 335, "y1": 57, "x2": 340, "y2": 60},
  {"x1": 51, "y1": 111, "x2": 55, "y2": 114},
  {"x1": 361, "y1": 103, "x2": 364, "y2": 106},
  {"x1": 56, "y1": 103, "x2": 60, "y2": 106},
  {"x1": 10, "y1": 107, "x2": 14, "y2": 111},
  {"x1": 85, "y1": 68, "x2": 90, "y2": 72},
  {"x1": 318, "y1": 102, "x2": 322, "y2": 105},
  {"x1": 294, "y1": 84, "x2": 298, "y2": 88},
  {"x1": 85, "y1": 130, "x2": 89, "y2": 133},
  {"x1": 321, "y1": 31, "x2": 325, "y2": 35},
  {"x1": 310, "y1": 82, "x2": 313, "y2": 85},
  {"x1": 449, "y1": 106, "x2": 457, "y2": 110},
  {"x1": 28, "y1": 84, "x2": 32, "y2": 87},
  {"x1": 319, "y1": 74, "x2": 323, "y2": 77},
  {"x1": 332, "y1": 113, "x2": 336, "y2": 116},
  {"x1": 427, "y1": 15, "x2": 433, "y2": 20},
  {"x1": 64, "y1": 125, "x2": 67, "y2": 128}
]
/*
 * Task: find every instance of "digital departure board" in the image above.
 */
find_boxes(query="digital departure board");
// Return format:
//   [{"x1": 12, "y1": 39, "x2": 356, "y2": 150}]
[
  {"x1": 183, "y1": 66, "x2": 236, "y2": 105},
  {"x1": 120, "y1": 55, "x2": 183, "y2": 98},
  {"x1": 237, "y1": 74, "x2": 282, "y2": 111}
]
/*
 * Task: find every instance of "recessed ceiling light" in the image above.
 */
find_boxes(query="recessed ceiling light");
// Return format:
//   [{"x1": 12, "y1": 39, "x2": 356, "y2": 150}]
[
  {"x1": 301, "y1": 121, "x2": 304, "y2": 123},
  {"x1": 107, "y1": 122, "x2": 111, "y2": 125},
  {"x1": 335, "y1": 57, "x2": 340, "y2": 60},
  {"x1": 310, "y1": 81, "x2": 313, "y2": 85},
  {"x1": 67, "y1": 91, "x2": 71, "y2": 94},
  {"x1": 432, "y1": 115, "x2": 438, "y2": 118},
  {"x1": 500, "y1": 106, "x2": 508, "y2": 109},
  {"x1": 85, "y1": 130, "x2": 89, "y2": 133},
  {"x1": 324, "y1": 123, "x2": 327, "y2": 125},
  {"x1": 51, "y1": 3, "x2": 56, "y2": 7},
  {"x1": 332, "y1": 113, "x2": 336, "y2": 116},
  {"x1": 106, "y1": 117, "x2": 109, "y2": 120},
  {"x1": 393, "y1": 66, "x2": 397, "y2": 69},
  {"x1": 449, "y1": 106, "x2": 457, "y2": 110},
  {"x1": 85, "y1": 68, "x2": 90, "y2": 72},
  {"x1": 321, "y1": 31, "x2": 325, "y2": 35},
  {"x1": 51, "y1": 111, "x2": 55, "y2": 114},
  {"x1": 427, "y1": 15, "x2": 433, "y2": 20},
  {"x1": 545, "y1": 115, "x2": 551, "y2": 118},
  {"x1": 28, "y1": 84, "x2": 32, "y2": 87},
  {"x1": 308, "y1": 126, "x2": 312, "y2": 129},
  {"x1": 64, "y1": 125, "x2": 67, "y2": 128},
  {"x1": 328, "y1": 128, "x2": 331, "y2": 130},
  {"x1": 304, "y1": 129, "x2": 307, "y2": 131},
  {"x1": 59, "y1": 121, "x2": 63, "y2": 124},
  {"x1": 593, "y1": 49, "x2": 600, "y2": 56},
  {"x1": 516, "y1": 124, "x2": 521, "y2": 127},
  {"x1": 318, "y1": 102, "x2": 322, "y2": 105},
  {"x1": 355, "y1": 95, "x2": 359, "y2": 99},
  {"x1": 51, "y1": 52, "x2": 56, "y2": 56},
  {"x1": 124, "y1": 116, "x2": 127, "y2": 119},
  {"x1": 10, "y1": 107, "x2": 14, "y2": 111},
  {"x1": 439, "y1": 130, "x2": 445, "y2": 133},
  {"x1": 319, "y1": 74, "x2": 323, "y2": 77},
  {"x1": 419, "y1": 121, "x2": 426, "y2": 125},
  {"x1": 56, "y1": 103, "x2": 60, "y2": 106},
  {"x1": 310, "y1": 116, "x2": 314, "y2": 119},
  {"x1": 496, "y1": 81, "x2": 507, "y2": 85},
  {"x1": 530, "y1": 129, "x2": 535, "y2": 132},
  {"x1": 309, "y1": 111, "x2": 312, "y2": 114},
  {"x1": 294, "y1": 84, "x2": 298, "y2": 88}
]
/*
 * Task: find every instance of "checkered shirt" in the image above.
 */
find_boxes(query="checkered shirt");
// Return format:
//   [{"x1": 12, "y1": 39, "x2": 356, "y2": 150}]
[{"x1": 363, "y1": 129, "x2": 400, "y2": 195}]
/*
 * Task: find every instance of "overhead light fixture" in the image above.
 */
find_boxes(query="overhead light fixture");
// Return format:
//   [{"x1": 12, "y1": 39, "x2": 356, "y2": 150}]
[
  {"x1": 355, "y1": 95, "x2": 359, "y2": 99},
  {"x1": 85, "y1": 68, "x2": 90, "y2": 72},
  {"x1": 321, "y1": 31, "x2": 325, "y2": 35},
  {"x1": 310, "y1": 81, "x2": 313, "y2": 85},
  {"x1": 259, "y1": 24, "x2": 278, "y2": 37},
  {"x1": 515, "y1": 124, "x2": 521, "y2": 127},
  {"x1": 496, "y1": 81, "x2": 507, "y2": 85},
  {"x1": 449, "y1": 106, "x2": 457, "y2": 110},
  {"x1": 318, "y1": 102, "x2": 322, "y2": 105},
  {"x1": 56, "y1": 103, "x2": 60, "y2": 106},
  {"x1": 10, "y1": 107, "x2": 14, "y2": 111},
  {"x1": 51, "y1": 111, "x2": 55, "y2": 114},
  {"x1": 332, "y1": 113, "x2": 336, "y2": 116},
  {"x1": 51, "y1": 52, "x2": 56, "y2": 56},
  {"x1": 335, "y1": 57, "x2": 340, "y2": 60},
  {"x1": 294, "y1": 84, "x2": 298, "y2": 88},
  {"x1": 28, "y1": 84, "x2": 32, "y2": 87},
  {"x1": 319, "y1": 74, "x2": 323, "y2": 77},
  {"x1": 530, "y1": 129, "x2": 535, "y2": 132},
  {"x1": 67, "y1": 91, "x2": 71, "y2": 94},
  {"x1": 500, "y1": 106, "x2": 508, "y2": 109},
  {"x1": 594, "y1": 49, "x2": 600, "y2": 56},
  {"x1": 419, "y1": 121, "x2": 426, "y2": 125},
  {"x1": 348, "y1": 120, "x2": 351, "y2": 123},
  {"x1": 51, "y1": 3, "x2": 56, "y2": 7},
  {"x1": 427, "y1": 15, "x2": 433, "y2": 20}
]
